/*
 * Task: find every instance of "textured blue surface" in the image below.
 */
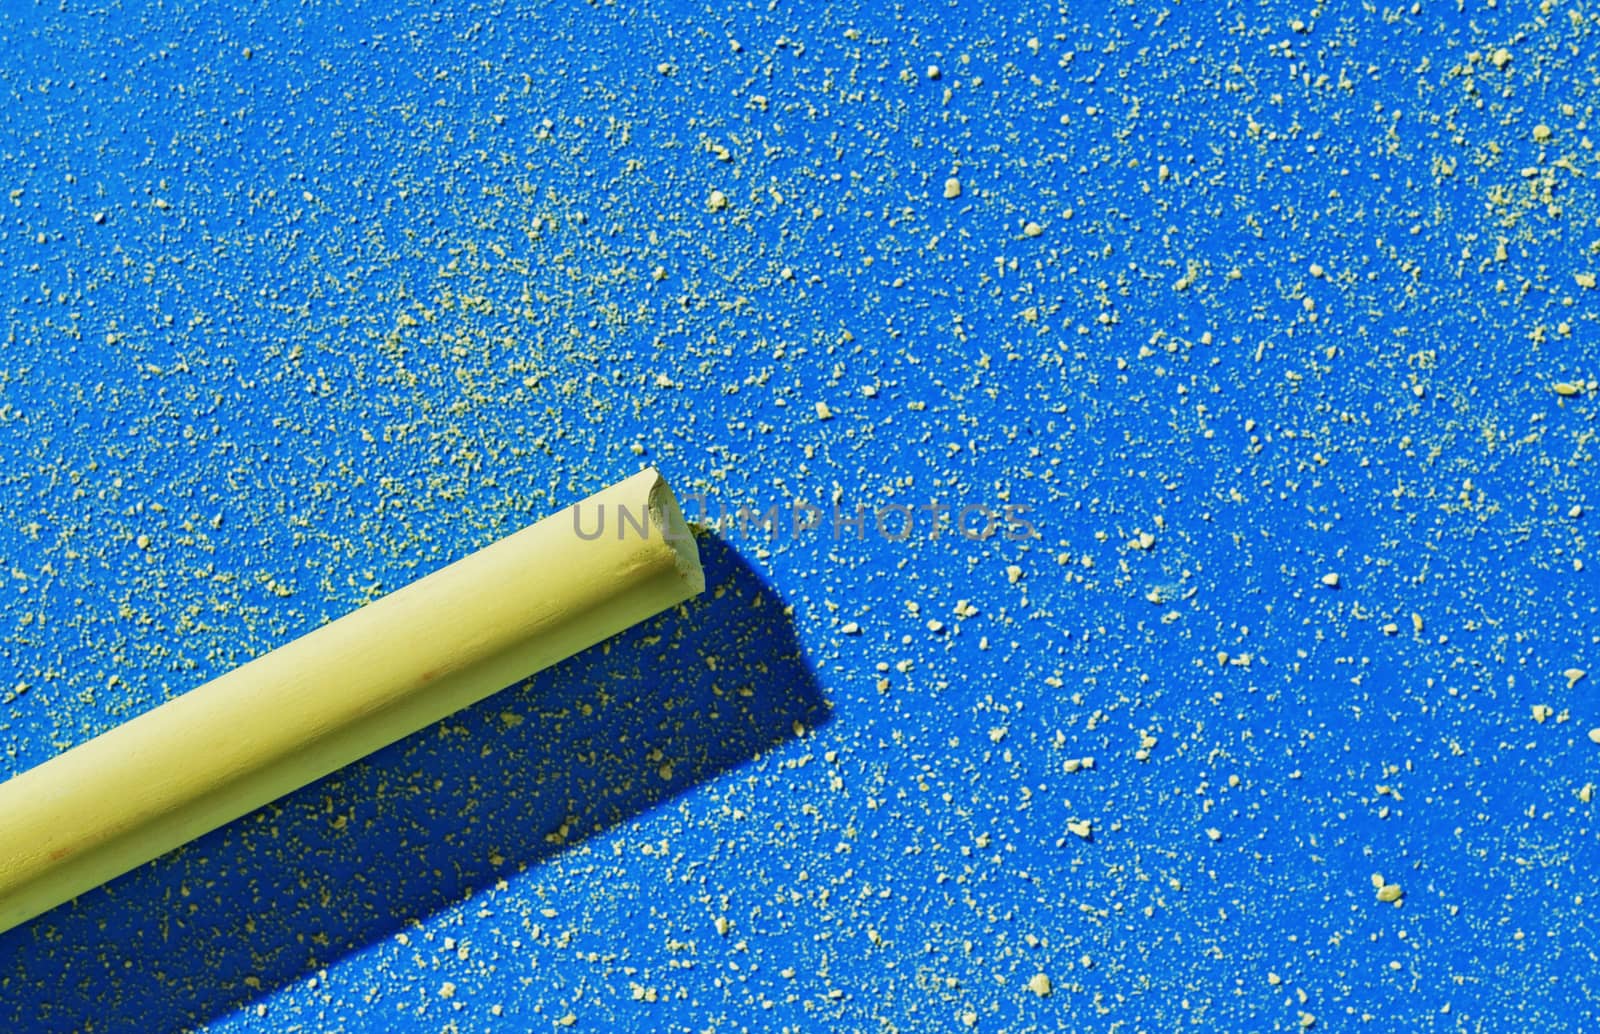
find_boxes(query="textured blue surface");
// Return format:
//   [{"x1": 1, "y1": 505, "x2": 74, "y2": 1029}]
[{"x1": 2, "y1": 0, "x2": 1598, "y2": 1030}]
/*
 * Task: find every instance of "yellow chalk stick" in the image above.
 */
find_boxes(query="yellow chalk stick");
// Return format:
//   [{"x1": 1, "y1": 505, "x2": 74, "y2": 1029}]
[{"x1": 0, "y1": 468, "x2": 703, "y2": 934}]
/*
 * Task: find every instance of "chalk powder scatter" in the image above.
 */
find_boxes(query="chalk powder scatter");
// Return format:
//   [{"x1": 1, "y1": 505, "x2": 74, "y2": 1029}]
[{"x1": 1, "y1": 1, "x2": 1597, "y2": 1032}]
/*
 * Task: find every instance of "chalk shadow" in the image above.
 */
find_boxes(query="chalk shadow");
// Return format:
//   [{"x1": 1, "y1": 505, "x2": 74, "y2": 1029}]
[{"x1": 0, "y1": 531, "x2": 827, "y2": 1033}]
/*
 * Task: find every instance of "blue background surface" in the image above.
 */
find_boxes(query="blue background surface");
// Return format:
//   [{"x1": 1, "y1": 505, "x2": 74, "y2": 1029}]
[{"x1": 2, "y1": 0, "x2": 1598, "y2": 1030}]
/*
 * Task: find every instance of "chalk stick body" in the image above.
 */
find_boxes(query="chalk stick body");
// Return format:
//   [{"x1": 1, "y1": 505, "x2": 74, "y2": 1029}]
[{"x1": 0, "y1": 468, "x2": 703, "y2": 934}]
